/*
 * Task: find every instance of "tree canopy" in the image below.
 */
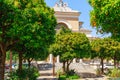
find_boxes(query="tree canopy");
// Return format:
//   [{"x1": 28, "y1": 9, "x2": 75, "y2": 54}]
[
  {"x1": 49, "y1": 28, "x2": 91, "y2": 72},
  {"x1": 91, "y1": 38, "x2": 120, "y2": 73},
  {"x1": 89, "y1": 0, "x2": 120, "y2": 39},
  {"x1": 0, "y1": 0, "x2": 56, "y2": 79},
  {"x1": 50, "y1": 28, "x2": 90, "y2": 59},
  {"x1": 91, "y1": 38, "x2": 111, "y2": 73}
]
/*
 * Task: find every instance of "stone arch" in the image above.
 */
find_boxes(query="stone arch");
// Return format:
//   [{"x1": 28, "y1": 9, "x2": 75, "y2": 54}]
[{"x1": 56, "y1": 20, "x2": 72, "y2": 30}]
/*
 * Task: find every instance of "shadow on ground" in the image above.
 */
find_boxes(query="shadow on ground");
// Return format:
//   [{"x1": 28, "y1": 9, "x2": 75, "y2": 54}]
[
  {"x1": 77, "y1": 72, "x2": 103, "y2": 78},
  {"x1": 37, "y1": 63, "x2": 53, "y2": 71}
]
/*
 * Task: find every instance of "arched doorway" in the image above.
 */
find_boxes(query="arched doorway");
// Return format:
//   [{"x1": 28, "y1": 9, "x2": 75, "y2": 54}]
[
  {"x1": 55, "y1": 21, "x2": 72, "y2": 31},
  {"x1": 56, "y1": 22, "x2": 68, "y2": 31}
]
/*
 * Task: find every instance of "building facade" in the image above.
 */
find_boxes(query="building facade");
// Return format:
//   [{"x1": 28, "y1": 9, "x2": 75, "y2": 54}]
[
  {"x1": 49, "y1": 0, "x2": 94, "y2": 63},
  {"x1": 53, "y1": 0, "x2": 92, "y2": 37}
]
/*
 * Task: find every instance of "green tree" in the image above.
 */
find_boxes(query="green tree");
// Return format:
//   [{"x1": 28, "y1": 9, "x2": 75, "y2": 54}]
[
  {"x1": 0, "y1": 0, "x2": 56, "y2": 79},
  {"x1": 12, "y1": 0, "x2": 56, "y2": 73},
  {"x1": 0, "y1": 1, "x2": 17, "y2": 79},
  {"x1": 88, "y1": 0, "x2": 120, "y2": 39},
  {"x1": 49, "y1": 28, "x2": 90, "y2": 72},
  {"x1": 107, "y1": 39, "x2": 120, "y2": 67},
  {"x1": 91, "y1": 38, "x2": 117, "y2": 74},
  {"x1": 91, "y1": 38, "x2": 106, "y2": 74}
]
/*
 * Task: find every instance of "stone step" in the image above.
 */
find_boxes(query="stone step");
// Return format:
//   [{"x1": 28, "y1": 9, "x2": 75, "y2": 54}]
[
  {"x1": 40, "y1": 73, "x2": 53, "y2": 76},
  {"x1": 37, "y1": 78, "x2": 58, "y2": 80},
  {"x1": 37, "y1": 76, "x2": 58, "y2": 80}
]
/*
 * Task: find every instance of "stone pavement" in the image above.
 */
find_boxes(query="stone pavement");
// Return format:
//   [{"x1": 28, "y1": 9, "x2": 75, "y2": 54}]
[
  {"x1": 36, "y1": 61, "x2": 109, "y2": 80},
  {"x1": 36, "y1": 61, "x2": 58, "y2": 80}
]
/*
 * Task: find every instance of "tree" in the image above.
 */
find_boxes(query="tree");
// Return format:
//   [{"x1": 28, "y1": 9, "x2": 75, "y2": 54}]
[
  {"x1": 49, "y1": 28, "x2": 90, "y2": 72},
  {"x1": 91, "y1": 38, "x2": 117, "y2": 74},
  {"x1": 89, "y1": 0, "x2": 120, "y2": 39},
  {"x1": 0, "y1": 1, "x2": 17, "y2": 79},
  {"x1": 0, "y1": 0, "x2": 56, "y2": 79},
  {"x1": 107, "y1": 39, "x2": 120, "y2": 67},
  {"x1": 91, "y1": 38, "x2": 106, "y2": 74}
]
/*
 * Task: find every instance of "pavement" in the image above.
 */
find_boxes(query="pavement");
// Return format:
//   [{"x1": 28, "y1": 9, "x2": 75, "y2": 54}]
[
  {"x1": 36, "y1": 61, "x2": 110, "y2": 80},
  {"x1": 36, "y1": 61, "x2": 58, "y2": 80}
]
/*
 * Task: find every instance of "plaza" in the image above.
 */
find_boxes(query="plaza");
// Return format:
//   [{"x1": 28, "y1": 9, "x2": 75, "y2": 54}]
[
  {"x1": 1, "y1": 0, "x2": 120, "y2": 80},
  {"x1": 36, "y1": 61, "x2": 109, "y2": 80}
]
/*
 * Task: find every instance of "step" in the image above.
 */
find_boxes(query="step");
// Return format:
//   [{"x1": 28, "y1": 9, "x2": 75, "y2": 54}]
[
  {"x1": 40, "y1": 73, "x2": 53, "y2": 76},
  {"x1": 37, "y1": 76, "x2": 58, "y2": 80}
]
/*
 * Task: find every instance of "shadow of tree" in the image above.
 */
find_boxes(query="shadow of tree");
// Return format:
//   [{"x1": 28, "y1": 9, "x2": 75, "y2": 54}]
[
  {"x1": 37, "y1": 63, "x2": 53, "y2": 71},
  {"x1": 77, "y1": 72, "x2": 103, "y2": 78}
]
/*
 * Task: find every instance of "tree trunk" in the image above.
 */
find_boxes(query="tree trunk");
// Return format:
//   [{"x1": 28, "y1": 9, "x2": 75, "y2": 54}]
[
  {"x1": 62, "y1": 61, "x2": 66, "y2": 73},
  {"x1": 0, "y1": 44, "x2": 6, "y2": 80},
  {"x1": 66, "y1": 61, "x2": 69, "y2": 71},
  {"x1": 66, "y1": 60, "x2": 72, "y2": 72},
  {"x1": 18, "y1": 52, "x2": 23, "y2": 73},
  {"x1": 113, "y1": 56, "x2": 117, "y2": 68},
  {"x1": 28, "y1": 60, "x2": 31, "y2": 69},
  {"x1": 27, "y1": 58, "x2": 33, "y2": 69},
  {"x1": 101, "y1": 58, "x2": 104, "y2": 74}
]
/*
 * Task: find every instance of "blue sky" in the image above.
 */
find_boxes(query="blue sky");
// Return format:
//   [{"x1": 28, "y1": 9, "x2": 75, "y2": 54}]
[{"x1": 45, "y1": 0, "x2": 105, "y2": 37}]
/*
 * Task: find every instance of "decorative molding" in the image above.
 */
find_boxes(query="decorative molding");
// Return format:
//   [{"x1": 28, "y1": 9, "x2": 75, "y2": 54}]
[{"x1": 55, "y1": 11, "x2": 80, "y2": 16}]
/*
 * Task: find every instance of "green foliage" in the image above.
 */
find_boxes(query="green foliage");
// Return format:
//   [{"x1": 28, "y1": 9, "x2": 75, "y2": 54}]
[
  {"x1": 59, "y1": 75, "x2": 66, "y2": 80},
  {"x1": 108, "y1": 40, "x2": 120, "y2": 61},
  {"x1": 11, "y1": 0, "x2": 56, "y2": 60},
  {"x1": 68, "y1": 74, "x2": 79, "y2": 79},
  {"x1": 50, "y1": 28, "x2": 90, "y2": 73},
  {"x1": 91, "y1": 38, "x2": 120, "y2": 73},
  {"x1": 66, "y1": 69, "x2": 75, "y2": 76},
  {"x1": 56, "y1": 69, "x2": 62, "y2": 77},
  {"x1": 6, "y1": 51, "x2": 10, "y2": 61},
  {"x1": 59, "y1": 74, "x2": 79, "y2": 80},
  {"x1": 57, "y1": 27, "x2": 72, "y2": 35},
  {"x1": 89, "y1": 0, "x2": 120, "y2": 38},
  {"x1": 49, "y1": 28, "x2": 91, "y2": 60},
  {"x1": 96, "y1": 68, "x2": 102, "y2": 76},
  {"x1": 9, "y1": 67, "x2": 39, "y2": 80},
  {"x1": 2, "y1": 0, "x2": 56, "y2": 52},
  {"x1": 91, "y1": 38, "x2": 106, "y2": 59},
  {"x1": 109, "y1": 68, "x2": 120, "y2": 77},
  {"x1": 6, "y1": 51, "x2": 18, "y2": 62},
  {"x1": 65, "y1": 69, "x2": 80, "y2": 79},
  {"x1": 91, "y1": 37, "x2": 120, "y2": 61},
  {"x1": 1, "y1": 0, "x2": 56, "y2": 60},
  {"x1": 0, "y1": 0, "x2": 56, "y2": 79},
  {"x1": 91, "y1": 38, "x2": 118, "y2": 59}
]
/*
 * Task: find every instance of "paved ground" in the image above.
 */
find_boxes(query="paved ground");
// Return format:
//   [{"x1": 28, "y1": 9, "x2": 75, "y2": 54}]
[
  {"x1": 36, "y1": 61, "x2": 58, "y2": 80},
  {"x1": 36, "y1": 61, "x2": 109, "y2": 80},
  {"x1": 55, "y1": 63, "x2": 110, "y2": 80}
]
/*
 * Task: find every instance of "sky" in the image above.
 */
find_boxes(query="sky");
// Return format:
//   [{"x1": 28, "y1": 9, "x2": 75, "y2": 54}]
[{"x1": 45, "y1": 0, "x2": 106, "y2": 37}]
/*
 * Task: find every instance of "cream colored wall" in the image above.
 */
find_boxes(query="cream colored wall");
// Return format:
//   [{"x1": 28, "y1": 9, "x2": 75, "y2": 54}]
[
  {"x1": 55, "y1": 11, "x2": 80, "y2": 31},
  {"x1": 67, "y1": 20, "x2": 79, "y2": 31}
]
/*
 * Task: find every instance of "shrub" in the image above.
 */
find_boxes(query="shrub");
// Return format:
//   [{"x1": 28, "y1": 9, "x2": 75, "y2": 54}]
[
  {"x1": 59, "y1": 74, "x2": 79, "y2": 80},
  {"x1": 58, "y1": 69, "x2": 79, "y2": 80},
  {"x1": 59, "y1": 75, "x2": 66, "y2": 80},
  {"x1": 96, "y1": 68, "x2": 102, "y2": 76},
  {"x1": 9, "y1": 67, "x2": 39, "y2": 80},
  {"x1": 68, "y1": 74, "x2": 79, "y2": 79},
  {"x1": 56, "y1": 69, "x2": 62, "y2": 77},
  {"x1": 110, "y1": 68, "x2": 120, "y2": 77},
  {"x1": 66, "y1": 69, "x2": 75, "y2": 76}
]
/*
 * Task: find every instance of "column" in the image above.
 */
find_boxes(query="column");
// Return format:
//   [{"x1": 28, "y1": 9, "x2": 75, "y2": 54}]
[
  {"x1": 73, "y1": 58, "x2": 76, "y2": 63},
  {"x1": 79, "y1": 59, "x2": 83, "y2": 63},
  {"x1": 49, "y1": 54, "x2": 53, "y2": 63},
  {"x1": 56, "y1": 55, "x2": 60, "y2": 63}
]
